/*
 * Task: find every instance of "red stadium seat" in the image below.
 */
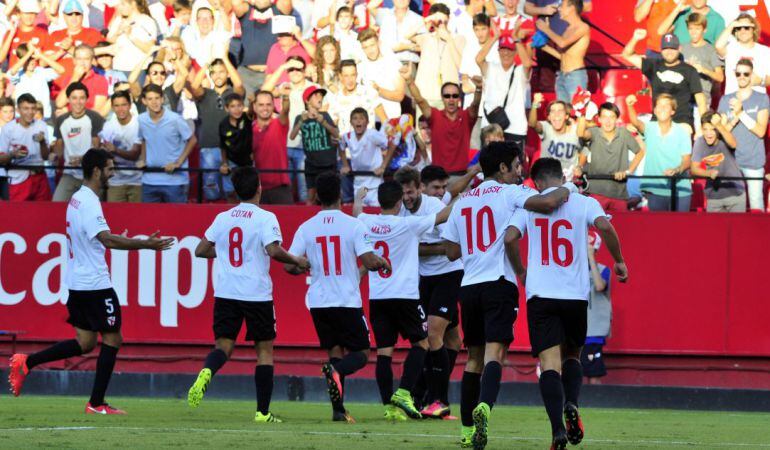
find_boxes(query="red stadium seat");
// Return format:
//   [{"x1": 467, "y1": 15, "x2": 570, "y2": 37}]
[{"x1": 601, "y1": 69, "x2": 647, "y2": 98}]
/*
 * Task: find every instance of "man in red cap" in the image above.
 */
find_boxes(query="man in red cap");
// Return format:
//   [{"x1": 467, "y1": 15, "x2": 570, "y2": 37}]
[{"x1": 289, "y1": 85, "x2": 339, "y2": 205}]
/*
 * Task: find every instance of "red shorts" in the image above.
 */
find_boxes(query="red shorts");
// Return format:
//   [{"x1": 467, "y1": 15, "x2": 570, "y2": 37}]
[
  {"x1": 589, "y1": 193, "x2": 628, "y2": 212},
  {"x1": 9, "y1": 172, "x2": 52, "y2": 201}
]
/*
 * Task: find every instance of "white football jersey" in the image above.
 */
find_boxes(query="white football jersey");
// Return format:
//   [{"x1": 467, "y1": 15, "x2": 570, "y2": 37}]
[
  {"x1": 441, "y1": 180, "x2": 536, "y2": 286},
  {"x1": 399, "y1": 194, "x2": 463, "y2": 276},
  {"x1": 204, "y1": 203, "x2": 283, "y2": 302},
  {"x1": 508, "y1": 188, "x2": 608, "y2": 301},
  {"x1": 65, "y1": 186, "x2": 112, "y2": 291},
  {"x1": 289, "y1": 210, "x2": 374, "y2": 308},
  {"x1": 358, "y1": 213, "x2": 436, "y2": 300}
]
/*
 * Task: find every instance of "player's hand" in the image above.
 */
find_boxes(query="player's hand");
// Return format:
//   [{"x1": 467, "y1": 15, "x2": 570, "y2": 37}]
[
  {"x1": 613, "y1": 170, "x2": 627, "y2": 181},
  {"x1": 633, "y1": 29, "x2": 647, "y2": 41},
  {"x1": 614, "y1": 262, "x2": 628, "y2": 283},
  {"x1": 625, "y1": 94, "x2": 638, "y2": 107},
  {"x1": 295, "y1": 256, "x2": 310, "y2": 271},
  {"x1": 378, "y1": 256, "x2": 392, "y2": 275},
  {"x1": 145, "y1": 231, "x2": 175, "y2": 251}
]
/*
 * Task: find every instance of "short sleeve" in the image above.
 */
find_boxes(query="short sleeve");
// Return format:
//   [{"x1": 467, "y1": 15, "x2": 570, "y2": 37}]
[
  {"x1": 624, "y1": 129, "x2": 641, "y2": 154},
  {"x1": 691, "y1": 138, "x2": 705, "y2": 162},
  {"x1": 538, "y1": 121, "x2": 549, "y2": 139},
  {"x1": 441, "y1": 209, "x2": 460, "y2": 243},
  {"x1": 288, "y1": 225, "x2": 307, "y2": 256},
  {"x1": 83, "y1": 200, "x2": 111, "y2": 239},
  {"x1": 641, "y1": 58, "x2": 653, "y2": 80},
  {"x1": 353, "y1": 219, "x2": 374, "y2": 256},
  {"x1": 372, "y1": 129, "x2": 388, "y2": 148},
  {"x1": 260, "y1": 212, "x2": 283, "y2": 247},
  {"x1": 408, "y1": 214, "x2": 436, "y2": 237},
  {"x1": 717, "y1": 95, "x2": 729, "y2": 114},
  {"x1": 0, "y1": 127, "x2": 10, "y2": 154},
  {"x1": 176, "y1": 114, "x2": 193, "y2": 140},
  {"x1": 760, "y1": 94, "x2": 770, "y2": 110},
  {"x1": 507, "y1": 208, "x2": 528, "y2": 236},
  {"x1": 505, "y1": 184, "x2": 537, "y2": 210},
  {"x1": 710, "y1": 48, "x2": 724, "y2": 68},
  {"x1": 204, "y1": 216, "x2": 219, "y2": 242},
  {"x1": 687, "y1": 67, "x2": 702, "y2": 95},
  {"x1": 586, "y1": 196, "x2": 609, "y2": 227},
  {"x1": 89, "y1": 111, "x2": 105, "y2": 136},
  {"x1": 600, "y1": 266, "x2": 611, "y2": 283},
  {"x1": 53, "y1": 116, "x2": 64, "y2": 139},
  {"x1": 678, "y1": 127, "x2": 693, "y2": 155}
]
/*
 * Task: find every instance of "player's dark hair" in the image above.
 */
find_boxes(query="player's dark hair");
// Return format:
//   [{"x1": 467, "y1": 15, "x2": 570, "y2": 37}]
[
  {"x1": 224, "y1": 92, "x2": 244, "y2": 106},
  {"x1": 530, "y1": 157, "x2": 564, "y2": 182},
  {"x1": 340, "y1": 59, "x2": 357, "y2": 71},
  {"x1": 598, "y1": 102, "x2": 620, "y2": 118},
  {"x1": 429, "y1": 3, "x2": 450, "y2": 16},
  {"x1": 479, "y1": 141, "x2": 521, "y2": 178},
  {"x1": 394, "y1": 165, "x2": 420, "y2": 188},
  {"x1": 82, "y1": 148, "x2": 114, "y2": 180},
  {"x1": 472, "y1": 13, "x2": 490, "y2": 27},
  {"x1": 232, "y1": 166, "x2": 261, "y2": 200},
  {"x1": 420, "y1": 165, "x2": 449, "y2": 185},
  {"x1": 350, "y1": 107, "x2": 368, "y2": 121},
  {"x1": 66, "y1": 82, "x2": 90, "y2": 99},
  {"x1": 316, "y1": 171, "x2": 341, "y2": 206},
  {"x1": 142, "y1": 84, "x2": 163, "y2": 98},
  {"x1": 111, "y1": 90, "x2": 131, "y2": 104},
  {"x1": 378, "y1": 180, "x2": 404, "y2": 210},
  {"x1": 17, "y1": 93, "x2": 37, "y2": 107}
]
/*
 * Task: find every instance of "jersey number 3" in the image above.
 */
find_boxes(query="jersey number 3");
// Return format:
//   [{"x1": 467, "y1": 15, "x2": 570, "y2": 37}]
[
  {"x1": 374, "y1": 241, "x2": 392, "y2": 278},
  {"x1": 534, "y1": 218, "x2": 574, "y2": 267}
]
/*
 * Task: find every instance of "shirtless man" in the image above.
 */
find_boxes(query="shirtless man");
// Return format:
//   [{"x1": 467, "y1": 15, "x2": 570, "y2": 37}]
[{"x1": 535, "y1": 0, "x2": 591, "y2": 103}]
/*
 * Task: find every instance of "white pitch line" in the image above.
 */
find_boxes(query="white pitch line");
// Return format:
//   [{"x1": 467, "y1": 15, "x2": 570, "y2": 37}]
[{"x1": 0, "y1": 426, "x2": 768, "y2": 448}]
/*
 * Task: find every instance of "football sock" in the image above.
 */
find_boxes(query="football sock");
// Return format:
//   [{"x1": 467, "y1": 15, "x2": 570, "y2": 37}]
[
  {"x1": 444, "y1": 348, "x2": 459, "y2": 405},
  {"x1": 88, "y1": 344, "x2": 119, "y2": 407},
  {"x1": 416, "y1": 351, "x2": 432, "y2": 404},
  {"x1": 375, "y1": 355, "x2": 393, "y2": 404},
  {"x1": 203, "y1": 349, "x2": 228, "y2": 375},
  {"x1": 562, "y1": 358, "x2": 583, "y2": 406},
  {"x1": 399, "y1": 346, "x2": 427, "y2": 391},
  {"x1": 26, "y1": 339, "x2": 83, "y2": 369},
  {"x1": 332, "y1": 351, "x2": 367, "y2": 376},
  {"x1": 460, "y1": 371, "x2": 481, "y2": 427},
  {"x1": 254, "y1": 364, "x2": 274, "y2": 415},
  {"x1": 479, "y1": 361, "x2": 503, "y2": 408},
  {"x1": 539, "y1": 370, "x2": 566, "y2": 435},
  {"x1": 427, "y1": 347, "x2": 448, "y2": 404}
]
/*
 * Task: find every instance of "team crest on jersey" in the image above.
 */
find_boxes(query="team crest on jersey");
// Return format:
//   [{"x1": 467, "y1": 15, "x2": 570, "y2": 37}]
[
  {"x1": 107, "y1": 316, "x2": 116, "y2": 326},
  {"x1": 272, "y1": 226, "x2": 281, "y2": 237},
  {"x1": 97, "y1": 216, "x2": 107, "y2": 224}
]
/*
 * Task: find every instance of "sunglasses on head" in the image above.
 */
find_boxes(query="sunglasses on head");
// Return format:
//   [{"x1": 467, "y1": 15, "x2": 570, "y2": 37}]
[
  {"x1": 735, "y1": 71, "x2": 751, "y2": 78},
  {"x1": 442, "y1": 93, "x2": 460, "y2": 99},
  {"x1": 735, "y1": 25, "x2": 754, "y2": 31}
]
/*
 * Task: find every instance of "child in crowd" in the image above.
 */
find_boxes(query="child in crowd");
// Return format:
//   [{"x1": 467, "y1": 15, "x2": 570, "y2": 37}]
[
  {"x1": 9, "y1": 44, "x2": 65, "y2": 120},
  {"x1": 317, "y1": 6, "x2": 362, "y2": 62},
  {"x1": 94, "y1": 41, "x2": 128, "y2": 97},
  {"x1": 529, "y1": 93, "x2": 582, "y2": 181},
  {"x1": 680, "y1": 13, "x2": 724, "y2": 133},
  {"x1": 219, "y1": 93, "x2": 254, "y2": 203}
]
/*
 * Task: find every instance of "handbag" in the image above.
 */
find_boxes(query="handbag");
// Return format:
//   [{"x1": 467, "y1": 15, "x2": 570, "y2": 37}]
[{"x1": 484, "y1": 68, "x2": 516, "y2": 130}]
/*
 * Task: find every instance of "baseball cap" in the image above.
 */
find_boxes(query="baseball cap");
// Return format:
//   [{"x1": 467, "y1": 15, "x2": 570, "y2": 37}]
[
  {"x1": 302, "y1": 85, "x2": 326, "y2": 103},
  {"x1": 661, "y1": 33, "x2": 680, "y2": 50},
  {"x1": 62, "y1": 0, "x2": 84, "y2": 14},
  {"x1": 498, "y1": 36, "x2": 517, "y2": 51},
  {"x1": 18, "y1": 0, "x2": 41, "y2": 14}
]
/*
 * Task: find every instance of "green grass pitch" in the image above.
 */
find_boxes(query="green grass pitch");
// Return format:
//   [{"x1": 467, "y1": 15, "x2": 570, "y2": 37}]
[{"x1": 1, "y1": 396, "x2": 768, "y2": 449}]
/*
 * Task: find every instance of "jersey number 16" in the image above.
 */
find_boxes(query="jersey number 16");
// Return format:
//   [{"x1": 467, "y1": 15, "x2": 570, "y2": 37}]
[{"x1": 534, "y1": 218, "x2": 574, "y2": 267}]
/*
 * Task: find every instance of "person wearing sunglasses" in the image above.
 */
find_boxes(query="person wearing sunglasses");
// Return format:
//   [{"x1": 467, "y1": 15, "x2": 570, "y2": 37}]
[
  {"x1": 716, "y1": 13, "x2": 770, "y2": 94},
  {"x1": 45, "y1": 0, "x2": 103, "y2": 61},
  {"x1": 717, "y1": 58, "x2": 770, "y2": 212},
  {"x1": 127, "y1": 59, "x2": 186, "y2": 115}
]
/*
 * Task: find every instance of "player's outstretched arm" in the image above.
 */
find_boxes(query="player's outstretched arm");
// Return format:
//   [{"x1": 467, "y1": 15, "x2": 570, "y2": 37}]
[
  {"x1": 194, "y1": 238, "x2": 217, "y2": 258},
  {"x1": 352, "y1": 187, "x2": 368, "y2": 217},
  {"x1": 522, "y1": 183, "x2": 577, "y2": 214},
  {"x1": 593, "y1": 217, "x2": 628, "y2": 283},
  {"x1": 446, "y1": 165, "x2": 480, "y2": 200},
  {"x1": 444, "y1": 241, "x2": 461, "y2": 262},
  {"x1": 503, "y1": 226, "x2": 526, "y2": 284},
  {"x1": 266, "y1": 242, "x2": 310, "y2": 270},
  {"x1": 97, "y1": 231, "x2": 174, "y2": 251},
  {"x1": 360, "y1": 251, "x2": 391, "y2": 273}
]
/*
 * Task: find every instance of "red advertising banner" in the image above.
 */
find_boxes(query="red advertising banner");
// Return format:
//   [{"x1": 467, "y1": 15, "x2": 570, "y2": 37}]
[{"x1": 1, "y1": 202, "x2": 769, "y2": 356}]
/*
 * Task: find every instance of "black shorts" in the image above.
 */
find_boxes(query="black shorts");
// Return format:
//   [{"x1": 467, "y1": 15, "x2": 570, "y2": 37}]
[
  {"x1": 305, "y1": 164, "x2": 336, "y2": 190},
  {"x1": 310, "y1": 307, "x2": 370, "y2": 351},
  {"x1": 460, "y1": 277, "x2": 519, "y2": 347},
  {"x1": 370, "y1": 300, "x2": 427, "y2": 349},
  {"x1": 580, "y1": 343, "x2": 607, "y2": 378},
  {"x1": 66, "y1": 288, "x2": 122, "y2": 333},
  {"x1": 419, "y1": 270, "x2": 462, "y2": 328},
  {"x1": 213, "y1": 298, "x2": 276, "y2": 342},
  {"x1": 527, "y1": 297, "x2": 588, "y2": 357}
]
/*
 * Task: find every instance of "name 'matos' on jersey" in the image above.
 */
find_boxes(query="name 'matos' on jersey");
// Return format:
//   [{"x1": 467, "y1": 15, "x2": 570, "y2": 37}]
[
  {"x1": 289, "y1": 210, "x2": 374, "y2": 308},
  {"x1": 65, "y1": 186, "x2": 112, "y2": 291},
  {"x1": 398, "y1": 194, "x2": 463, "y2": 276},
  {"x1": 508, "y1": 188, "x2": 609, "y2": 301},
  {"x1": 441, "y1": 180, "x2": 536, "y2": 286},
  {"x1": 204, "y1": 203, "x2": 283, "y2": 302},
  {"x1": 358, "y1": 213, "x2": 436, "y2": 300}
]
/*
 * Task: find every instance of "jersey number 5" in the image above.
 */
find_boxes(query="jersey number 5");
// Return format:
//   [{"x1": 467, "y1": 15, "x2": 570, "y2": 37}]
[
  {"x1": 460, "y1": 206, "x2": 496, "y2": 254},
  {"x1": 316, "y1": 235, "x2": 342, "y2": 276},
  {"x1": 534, "y1": 218, "x2": 574, "y2": 267},
  {"x1": 374, "y1": 241, "x2": 392, "y2": 278}
]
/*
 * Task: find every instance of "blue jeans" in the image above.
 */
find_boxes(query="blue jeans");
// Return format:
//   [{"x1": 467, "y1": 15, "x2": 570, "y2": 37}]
[
  {"x1": 200, "y1": 147, "x2": 227, "y2": 201},
  {"x1": 142, "y1": 184, "x2": 188, "y2": 203},
  {"x1": 556, "y1": 68, "x2": 588, "y2": 103},
  {"x1": 288, "y1": 147, "x2": 307, "y2": 202}
]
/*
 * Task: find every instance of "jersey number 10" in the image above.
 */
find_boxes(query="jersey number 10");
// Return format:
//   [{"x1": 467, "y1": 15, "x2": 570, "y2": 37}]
[
  {"x1": 534, "y1": 218, "x2": 574, "y2": 267},
  {"x1": 461, "y1": 206, "x2": 496, "y2": 254}
]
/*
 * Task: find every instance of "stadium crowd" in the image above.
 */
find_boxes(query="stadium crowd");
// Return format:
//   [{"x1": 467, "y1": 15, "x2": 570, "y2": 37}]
[{"x1": 0, "y1": 0, "x2": 768, "y2": 212}]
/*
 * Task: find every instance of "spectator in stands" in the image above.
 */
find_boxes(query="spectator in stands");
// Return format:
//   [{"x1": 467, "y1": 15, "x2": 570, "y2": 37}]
[
  {"x1": 311, "y1": 36, "x2": 341, "y2": 92},
  {"x1": 0, "y1": 0, "x2": 48, "y2": 67},
  {"x1": 0, "y1": 98, "x2": 14, "y2": 200},
  {"x1": 181, "y1": 6, "x2": 233, "y2": 67},
  {"x1": 100, "y1": 91, "x2": 141, "y2": 203},
  {"x1": 717, "y1": 59, "x2": 770, "y2": 212},
  {"x1": 106, "y1": 0, "x2": 159, "y2": 74},
  {"x1": 451, "y1": 0, "x2": 498, "y2": 48},
  {"x1": 317, "y1": 6, "x2": 361, "y2": 62},
  {"x1": 265, "y1": 25, "x2": 314, "y2": 86},
  {"x1": 45, "y1": 0, "x2": 104, "y2": 60},
  {"x1": 52, "y1": 83, "x2": 105, "y2": 202},
  {"x1": 326, "y1": 60, "x2": 387, "y2": 134},
  {"x1": 622, "y1": 30, "x2": 707, "y2": 131},
  {"x1": 54, "y1": 45, "x2": 109, "y2": 115},
  {"x1": 715, "y1": 13, "x2": 770, "y2": 95},
  {"x1": 136, "y1": 84, "x2": 197, "y2": 203},
  {"x1": 412, "y1": 4, "x2": 465, "y2": 108},
  {"x1": 656, "y1": 0, "x2": 725, "y2": 46},
  {"x1": 191, "y1": 57, "x2": 246, "y2": 201},
  {"x1": 690, "y1": 111, "x2": 745, "y2": 213},
  {"x1": 628, "y1": 93, "x2": 692, "y2": 212},
  {"x1": 9, "y1": 44, "x2": 65, "y2": 120},
  {"x1": 94, "y1": 42, "x2": 128, "y2": 97},
  {"x1": 251, "y1": 89, "x2": 293, "y2": 204},
  {"x1": 219, "y1": 93, "x2": 254, "y2": 203},
  {"x1": 0, "y1": 94, "x2": 51, "y2": 201},
  {"x1": 340, "y1": 107, "x2": 396, "y2": 206},
  {"x1": 460, "y1": 14, "x2": 497, "y2": 108},
  {"x1": 679, "y1": 13, "x2": 724, "y2": 105},
  {"x1": 478, "y1": 25, "x2": 532, "y2": 150},
  {"x1": 403, "y1": 64, "x2": 482, "y2": 177},
  {"x1": 529, "y1": 94, "x2": 581, "y2": 181},
  {"x1": 231, "y1": 0, "x2": 279, "y2": 97},
  {"x1": 577, "y1": 102, "x2": 645, "y2": 212},
  {"x1": 480, "y1": 123, "x2": 505, "y2": 147},
  {"x1": 581, "y1": 231, "x2": 612, "y2": 385},
  {"x1": 535, "y1": 0, "x2": 591, "y2": 103},
  {"x1": 128, "y1": 57, "x2": 187, "y2": 114},
  {"x1": 358, "y1": 28, "x2": 406, "y2": 120},
  {"x1": 289, "y1": 86, "x2": 339, "y2": 205},
  {"x1": 633, "y1": 0, "x2": 677, "y2": 59},
  {"x1": 375, "y1": 0, "x2": 424, "y2": 66}
]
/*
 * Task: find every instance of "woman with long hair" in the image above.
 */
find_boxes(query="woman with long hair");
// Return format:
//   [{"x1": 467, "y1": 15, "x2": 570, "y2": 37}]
[
  {"x1": 716, "y1": 12, "x2": 770, "y2": 94},
  {"x1": 107, "y1": 0, "x2": 159, "y2": 73},
  {"x1": 312, "y1": 36, "x2": 341, "y2": 92}
]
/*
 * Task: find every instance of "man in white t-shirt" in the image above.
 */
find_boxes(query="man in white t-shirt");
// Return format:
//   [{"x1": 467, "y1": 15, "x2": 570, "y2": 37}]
[
  {"x1": 99, "y1": 91, "x2": 141, "y2": 203},
  {"x1": 505, "y1": 157, "x2": 628, "y2": 450},
  {"x1": 284, "y1": 171, "x2": 389, "y2": 423},
  {"x1": 9, "y1": 149, "x2": 174, "y2": 414},
  {"x1": 326, "y1": 60, "x2": 388, "y2": 134},
  {"x1": 357, "y1": 28, "x2": 406, "y2": 120},
  {"x1": 354, "y1": 181, "x2": 453, "y2": 420},
  {"x1": 440, "y1": 142, "x2": 576, "y2": 448},
  {"x1": 715, "y1": 13, "x2": 770, "y2": 94},
  {"x1": 375, "y1": 0, "x2": 425, "y2": 65},
  {"x1": 0, "y1": 94, "x2": 51, "y2": 201},
  {"x1": 188, "y1": 167, "x2": 308, "y2": 423}
]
